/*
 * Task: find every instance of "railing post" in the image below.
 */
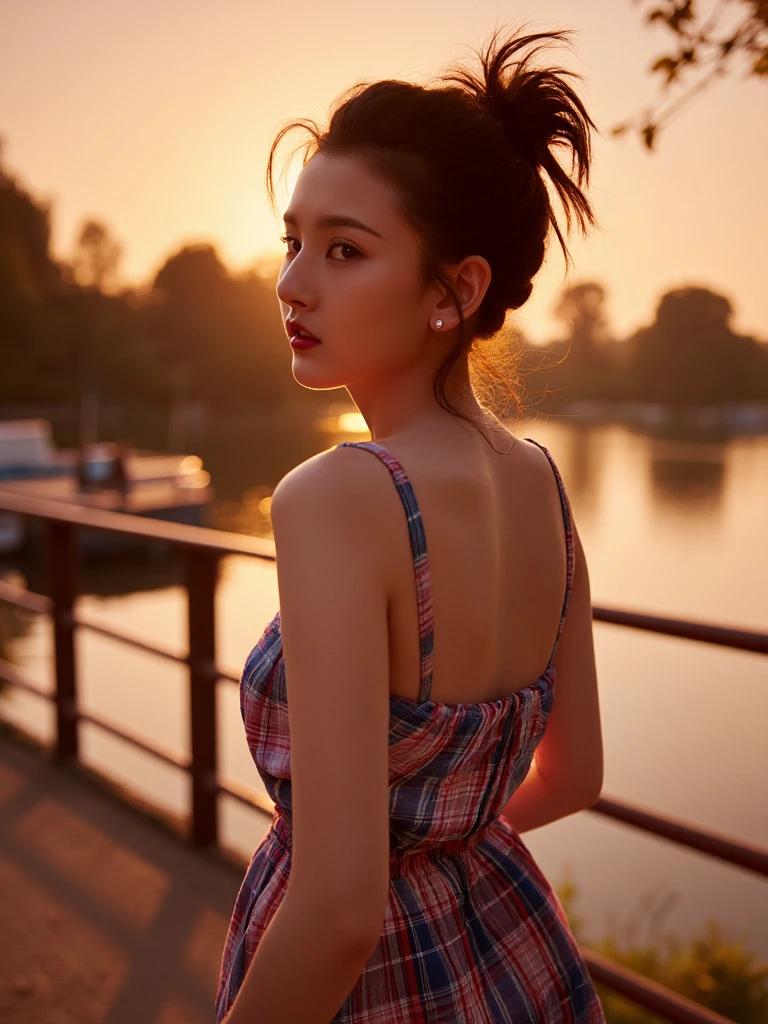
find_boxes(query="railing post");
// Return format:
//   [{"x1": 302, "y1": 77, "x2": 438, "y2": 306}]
[
  {"x1": 44, "y1": 520, "x2": 79, "y2": 761},
  {"x1": 184, "y1": 547, "x2": 219, "y2": 846}
]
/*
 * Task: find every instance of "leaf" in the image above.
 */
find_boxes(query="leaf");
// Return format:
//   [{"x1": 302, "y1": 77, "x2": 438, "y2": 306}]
[
  {"x1": 646, "y1": 8, "x2": 669, "y2": 24},
  {"x1": 610, "y1": 123, "x2": 629, "y2": 137},
  {"x1": 753, "y1": 50, "x2": 768, "y2": 76},
  {"x1": 651, "y1": 56, "x2": 681, "y2": 83},
  {"x1": 642, "y1": 123, "x2": 658, "y2": 150},
  {"x1": 669, "y1": 1, "x2": 695, "y2": 32}
]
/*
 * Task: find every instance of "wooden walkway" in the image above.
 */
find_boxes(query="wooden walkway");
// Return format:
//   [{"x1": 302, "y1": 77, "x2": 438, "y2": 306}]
[{"x1": 0, "y1": 730, "x2": 246, "y2": 1024}]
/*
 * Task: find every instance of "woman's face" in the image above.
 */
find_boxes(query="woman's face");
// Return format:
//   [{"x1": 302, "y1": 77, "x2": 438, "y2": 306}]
[{"x1": 275, "y1": 150, "x2": 445, "y2": 392}]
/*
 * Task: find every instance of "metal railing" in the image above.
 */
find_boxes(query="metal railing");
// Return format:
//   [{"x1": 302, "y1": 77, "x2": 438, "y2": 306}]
[{"x1": 0, "y1": 489, "x2": 765, "y2": 1024}]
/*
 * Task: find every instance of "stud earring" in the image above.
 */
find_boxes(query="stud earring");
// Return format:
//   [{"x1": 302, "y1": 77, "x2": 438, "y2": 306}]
[{"x1": 434, "y1": 319, "x2": 443, "y2": 329}]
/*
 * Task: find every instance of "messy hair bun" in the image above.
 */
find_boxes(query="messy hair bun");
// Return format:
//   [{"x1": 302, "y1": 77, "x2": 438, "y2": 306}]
[
  {"x1": 449, "y1": 30, "x2": 596, "y2": 289},
  {"x1": 267, "y1": 24, "x2": 597, "y2": 449}
]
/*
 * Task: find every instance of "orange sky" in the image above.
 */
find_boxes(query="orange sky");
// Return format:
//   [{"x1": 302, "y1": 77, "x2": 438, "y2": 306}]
[{"x1": 3, "y1": 1, "x2": 767, "y2": 345}]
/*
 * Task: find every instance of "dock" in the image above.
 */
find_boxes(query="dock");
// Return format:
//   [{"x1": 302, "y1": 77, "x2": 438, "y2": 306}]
[
  {"x1": 0, "y1": 471, "x2": 210, "y2": 516},
  {"x1": 0, "y1": 420, "x2": 213, "y2": 553}
]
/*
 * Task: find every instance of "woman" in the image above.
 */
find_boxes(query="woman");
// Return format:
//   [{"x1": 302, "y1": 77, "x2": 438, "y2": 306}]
[{"x1": 216, "y1": 23, "x2": 605, "y2": 1024}]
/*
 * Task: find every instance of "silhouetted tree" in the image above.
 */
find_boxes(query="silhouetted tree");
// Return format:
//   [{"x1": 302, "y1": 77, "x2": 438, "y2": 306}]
[
  {"x1": 624, "y1": 285, "x2": 768, "y2": 402},
  {"x1": 0, "y1": 154, "x2": 309, "y2": 413},
  {"x1": 71, "y1": 219, "x2": 122, "y2": 292},
  {"x1": 0, "y1": 140, "x2": 63, "y2": 302},
  {"x1": 149, "y1": 244, "x2": 298, "y2": 411},
  {"x1": 0, "y1": 142, "x2": 74, "y2": 400},
  {"x1": 554, "y1": 281, "x2": 613, "y2": 358},
  {"x1": 521, "y1": 280, "x2": 621, "y2": 406}
]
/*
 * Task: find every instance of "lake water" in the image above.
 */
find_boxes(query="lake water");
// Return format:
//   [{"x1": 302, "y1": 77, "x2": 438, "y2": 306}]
[{"x1": 2, "y1": 412, "x2": 767, "y2": 958}]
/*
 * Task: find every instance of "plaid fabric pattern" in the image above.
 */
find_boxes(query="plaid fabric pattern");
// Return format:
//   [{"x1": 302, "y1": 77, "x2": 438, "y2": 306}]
[{"x1": 215, "y1": 439, "x2": 604, "y2": 1022}]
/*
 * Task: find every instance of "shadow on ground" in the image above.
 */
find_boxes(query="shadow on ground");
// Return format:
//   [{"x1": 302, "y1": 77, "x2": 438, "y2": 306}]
[{"x1": 0, "y1": 732, "x2": 254, "y2": 1024}]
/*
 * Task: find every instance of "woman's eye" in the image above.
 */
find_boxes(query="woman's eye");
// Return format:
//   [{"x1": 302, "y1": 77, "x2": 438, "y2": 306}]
[
  {"x1": 325, "y1": 242, "x2": 360, "y2": 262},
  {"x1": 328, "y1": 241, "x2": 361, "y2": 261},
  {"x1": 279, "y1": 235, "x2": 360, "y2": 261}
]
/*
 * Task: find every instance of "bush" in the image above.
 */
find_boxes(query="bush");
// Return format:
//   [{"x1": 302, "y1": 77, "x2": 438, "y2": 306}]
[{"x1": 555, "y1": 877, "x2": 768, "y2": 1023}]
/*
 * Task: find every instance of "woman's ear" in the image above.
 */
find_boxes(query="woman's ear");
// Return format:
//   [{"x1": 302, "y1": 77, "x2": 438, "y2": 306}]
[
  {"x1": 456, "y1": 255, "x2": 492, "y2": 320},
  {"x1": 434, "y1": 255, "x2": 492, "y2": 327}
]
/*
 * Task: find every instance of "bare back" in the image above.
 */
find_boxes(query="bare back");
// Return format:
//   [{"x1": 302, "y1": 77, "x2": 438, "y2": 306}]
[{"x1": 370, "y1": 426, "x2": 575, "y2": 705}]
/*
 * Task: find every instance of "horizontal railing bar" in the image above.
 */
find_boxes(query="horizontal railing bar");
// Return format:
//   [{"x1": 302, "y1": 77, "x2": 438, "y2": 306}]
[
  {"x1": 73, "y1": 612, "x2": 242, "y2": 682},
  {"x1": 0, "y1": 581, "x2": 242, "y2": 681},
  {"x1": 593, "y1": 604, "x2": 767, "y2": 655},
  {"x1": 0, "y1": 490, "x2": 276, "y2": 559},
  {"x1": 76, "y1": 709, "x2": 192, "y2": 772},
  {"x1": 583, "y1": 947, "x2": 737, "y2": 1024},
  {"x1": 0, "y1": 579, "x2": 51, "y2": 614},
  {"x1": 0, "y1": 658, "x2": 52, "y2": 700},
  {"x1": 76, "y1": 613, "x2": 189, "y2": 665},
  {"x1": 0, "y1": 662, "x2": 191, "y2": 772},
  {"x1": 589, "y1": 794, "x2": 768, "y2": 877},
  {"x1": 217, "y1": 775, "x2": 276, "y2": 817}
]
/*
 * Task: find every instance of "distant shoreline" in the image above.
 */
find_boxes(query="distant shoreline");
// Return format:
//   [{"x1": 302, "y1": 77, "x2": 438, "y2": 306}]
[
  {"x1": 557, "y1": 398, "x2": 768, "y2": 435},
  {"x1": 2, "y1": 398, "x2": 767, "y2": 439}
]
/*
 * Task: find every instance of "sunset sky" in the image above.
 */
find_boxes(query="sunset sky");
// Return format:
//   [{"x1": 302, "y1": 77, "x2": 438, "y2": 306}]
[{"x1": 3, "y1": 0, "x2": 767, "y2": 345}]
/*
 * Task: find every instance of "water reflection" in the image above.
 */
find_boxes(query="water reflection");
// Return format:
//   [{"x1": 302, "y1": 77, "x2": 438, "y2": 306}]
[{"x1": 648, "y1": 442, "x2": 727, "y2": 517}]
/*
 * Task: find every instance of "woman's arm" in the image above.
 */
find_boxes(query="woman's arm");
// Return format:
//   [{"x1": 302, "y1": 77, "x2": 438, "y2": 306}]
[
  {"x1": 222, "y1": 448, "x2": 395, "y2": 1022},
  {"x1": 500, "y1": 756, "x2": 598, "y2": 833},
  {"x1": 222, "y1": 890, "x2": 379, "y2": 1024}
]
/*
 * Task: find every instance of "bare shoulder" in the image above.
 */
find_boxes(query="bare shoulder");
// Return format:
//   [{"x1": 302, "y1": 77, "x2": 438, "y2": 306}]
[
  {"x1": 272, "y1": 444, "x2": 389, "y2": 508},
  {"x1": 270, "y1": 445, "x2": 400, "y2": 566},
  {"x1": 517, "y1": 435, "x2": 559, "y2": 473}
]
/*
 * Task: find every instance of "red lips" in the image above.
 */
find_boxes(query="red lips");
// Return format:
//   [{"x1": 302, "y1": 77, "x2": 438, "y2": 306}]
[
  {"x1": 290, "y1": 335, "x2": 320, "y2": 350},
  {"x1": 287, "y1": 319, "x2": 321, "y2": 342}
]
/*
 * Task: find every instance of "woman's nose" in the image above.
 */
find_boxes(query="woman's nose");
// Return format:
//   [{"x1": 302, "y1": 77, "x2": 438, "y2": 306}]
[{"x1": 276, "y1": 257, "x2": 313, "y2": 309}]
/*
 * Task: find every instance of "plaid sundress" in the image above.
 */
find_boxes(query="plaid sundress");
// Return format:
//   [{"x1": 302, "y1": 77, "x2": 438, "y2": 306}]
[{"x1": 215, "y1": 438, "x2": 605, "y2": 1023}]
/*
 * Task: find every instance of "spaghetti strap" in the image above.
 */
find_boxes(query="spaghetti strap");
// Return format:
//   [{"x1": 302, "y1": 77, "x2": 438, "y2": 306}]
[
  {"x1": 336, "y1": 441, "x2": 435, "y2": 701},
  {"x1": 523, "y1": 437, "x2": 575, "y2": 669}
]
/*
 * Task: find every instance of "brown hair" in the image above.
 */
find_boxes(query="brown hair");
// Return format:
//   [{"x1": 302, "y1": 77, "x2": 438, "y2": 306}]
[{"x1": 266, "y1": 24, "x2": 598, "y2": 452}]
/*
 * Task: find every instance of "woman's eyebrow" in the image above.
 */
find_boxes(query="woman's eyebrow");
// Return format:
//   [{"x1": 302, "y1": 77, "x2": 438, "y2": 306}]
[{"x1": 282, "y1": 210, "x2": 384, "y2": 239}]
